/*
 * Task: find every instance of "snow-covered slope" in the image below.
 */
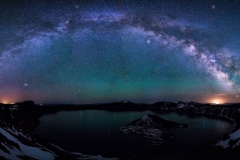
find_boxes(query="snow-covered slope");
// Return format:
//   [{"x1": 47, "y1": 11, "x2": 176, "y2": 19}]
[
  {"x1": 177, "y1": 101, "x2": 188, "y2": 108},
  {"x1": 0, "y1": 102, "x2": 118, "y2": 160},
  {"x1": 0, "y1": 127, "x2": 55, "y2": 160},
  {"x1": 215, "y1": 127, "x2": 240, "y2": 149},
  {"x1": 153, "y1": 101, "x2": 240, "y2": 148},
  {"x1": 119, "y1": 114, "x2": 187, "y2": 145}
]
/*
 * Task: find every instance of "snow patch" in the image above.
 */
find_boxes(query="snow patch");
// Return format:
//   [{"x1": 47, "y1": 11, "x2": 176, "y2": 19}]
[
  {"x1": 5, "y1": 126, "x2": 32, "y2": 141},
  {"x1": 230, "y1": 128, "x2": 240, "y2": 140},
  {"x1": 0, "y1": 142, "x2": 23, "y2": 159},
  {"x1": 0, "y1": 127, "x2": 55, "y2": 160},
  {"x1": 177, "y1": 103, "x2": 185, "y2": 108},
  {"x1": 119, "y1": 114, "x2": 184, "y2": 145},
  {"x1": 215, "y1": 139, "x2": 230, "y2": 148},
  {"x1": 9, "y1": 105, "x2": 19, "y2": 111},
  {"x1": 215, "y1": 128, "x2": 240, "y2": 148}
]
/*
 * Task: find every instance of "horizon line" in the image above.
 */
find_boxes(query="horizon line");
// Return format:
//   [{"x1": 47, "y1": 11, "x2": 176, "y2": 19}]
[{"x1": 1, "y1": 100, "x2": 238, "y2": 105}]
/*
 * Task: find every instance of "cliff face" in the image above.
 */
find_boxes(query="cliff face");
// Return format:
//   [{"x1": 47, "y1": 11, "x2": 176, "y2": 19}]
[
  {"x1": 114, "y1": 101, "x2": 240, "y2": 149},
  {"x1": 1, "y1": 100, "x2": 240, "y2": 159},
  {"x1": 33, "y1": 101, "x2": 240, "y2": 149},
  {"x1": 167, "y1": 102, "x2": 240, "y2": 123},
  {"x1": 0, "y1": 102, "x2": 116, "y2": 160},
  {"x1": 152, "y1": 101, "x2": 240, "y2": 148},
  {"x1": 0, "y1": 102, "x2": 56, "y2": 159},
  {"x1": 119, "y1": 114, "x2": 187, "y2": 145}
]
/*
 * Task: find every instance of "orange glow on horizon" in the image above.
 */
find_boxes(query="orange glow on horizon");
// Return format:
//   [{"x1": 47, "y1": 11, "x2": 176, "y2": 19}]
[
  {"x1": 1, "y1": 98, "x2": 16, "y2": 104},
  {"x1": 210, "y1": 99, "x2": 225, "y2": 104},
  {"x1": 1, "y1": 100, "x2": 8, "y2": 104}
]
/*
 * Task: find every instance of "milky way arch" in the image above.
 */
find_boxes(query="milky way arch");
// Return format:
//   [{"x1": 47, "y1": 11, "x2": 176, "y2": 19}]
[{"x1": 0, "y1": 2, "x2": 240, "y2": 103}]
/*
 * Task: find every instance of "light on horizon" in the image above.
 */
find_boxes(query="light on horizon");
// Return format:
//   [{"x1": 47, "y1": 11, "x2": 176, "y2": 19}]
[
  {"x1": 1, "y1": 100, "x2": 8, "y2": 104},
  {"x1": 0, "y1": 99, "x2": 15, "y2": 104},
  {"x1": 211, "y1": 99, "x2": 224, "y2": 104}
]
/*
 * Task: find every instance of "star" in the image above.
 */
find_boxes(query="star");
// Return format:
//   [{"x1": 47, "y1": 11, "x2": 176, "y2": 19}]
[
  {"x1": 0, "y1": 1, "x2": 239, "y2": 104},
  {"x1": 146, "y1": 39, "x2": 151, "y2": 44}
]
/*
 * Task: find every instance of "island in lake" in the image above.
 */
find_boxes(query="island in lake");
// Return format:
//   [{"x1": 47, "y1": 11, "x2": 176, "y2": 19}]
[{"x1": 0, "y1": 100, "x2": 240, "y2": 159}]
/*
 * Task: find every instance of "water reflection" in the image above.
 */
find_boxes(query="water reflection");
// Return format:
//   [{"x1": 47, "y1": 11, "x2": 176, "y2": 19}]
[{"x1": 35, "y1": 110, "x2": 234, "y2": 156}]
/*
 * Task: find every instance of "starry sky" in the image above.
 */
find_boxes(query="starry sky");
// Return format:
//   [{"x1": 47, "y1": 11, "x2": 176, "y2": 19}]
[{"x1": 1, "y1": 0, "x2": 240, "y2": 104}]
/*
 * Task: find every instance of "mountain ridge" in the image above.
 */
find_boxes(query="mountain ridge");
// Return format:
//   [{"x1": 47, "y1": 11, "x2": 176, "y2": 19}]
[{"x1": 1, "y1": 99, "x2": 240, "y2": 159}]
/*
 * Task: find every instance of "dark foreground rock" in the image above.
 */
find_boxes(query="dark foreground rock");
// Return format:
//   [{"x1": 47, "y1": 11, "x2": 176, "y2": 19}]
[
  {"x1": 0, "y1": 101, "x2": 117, "y2": 160},
  {"x1": 119, "y1": 114, "x2": 187, "y2": 145},
  {"x1": 1, "y1": 100, "x2": 240, "y2": 159}
]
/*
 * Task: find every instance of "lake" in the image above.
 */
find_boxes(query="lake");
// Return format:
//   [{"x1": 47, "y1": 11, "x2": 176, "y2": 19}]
[{"x1": 35, "y1": 110, "x2": 234, "y2": 158}]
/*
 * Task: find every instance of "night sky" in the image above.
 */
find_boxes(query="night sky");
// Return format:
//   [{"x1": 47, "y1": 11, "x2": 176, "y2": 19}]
[{"x1": 1, "y1": 0, "x2": 240, "y2": 104}]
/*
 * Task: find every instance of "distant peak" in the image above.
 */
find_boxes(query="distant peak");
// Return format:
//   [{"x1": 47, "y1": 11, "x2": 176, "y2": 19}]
[{"x1": 122, "y1": 100, "x2": 130, "y2": 103}]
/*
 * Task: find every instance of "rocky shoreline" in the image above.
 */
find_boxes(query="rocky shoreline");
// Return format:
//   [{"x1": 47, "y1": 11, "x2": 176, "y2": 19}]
[
  {"x1": 1, "y1": 100, "x2": 240, "y2": 159},
  {"x1": 119, "y1": 114, "x2": 188, "y2": 145},
  {"x1": 0, "y1": 101, "x2": 117, "y2": 160},
  {"x1": 156, "y1": 101, "x2": 240, "y2": 149}
]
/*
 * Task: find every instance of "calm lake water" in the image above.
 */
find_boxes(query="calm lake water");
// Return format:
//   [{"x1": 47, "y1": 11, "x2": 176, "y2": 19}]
[{"x1": 35, "y1": 110, "x2": 234, "y2": 157}]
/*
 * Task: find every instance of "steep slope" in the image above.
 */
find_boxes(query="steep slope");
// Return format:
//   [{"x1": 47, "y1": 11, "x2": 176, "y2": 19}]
[
  {"x1": 0, "y1": 101, "x2": 117, "y2": 160},
  {"x1": 119, "y1": 114, "x2": 187, "y2": 145},
  {"x1": 153, "y1": 101, "x2": 240, "y2": 149}
]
